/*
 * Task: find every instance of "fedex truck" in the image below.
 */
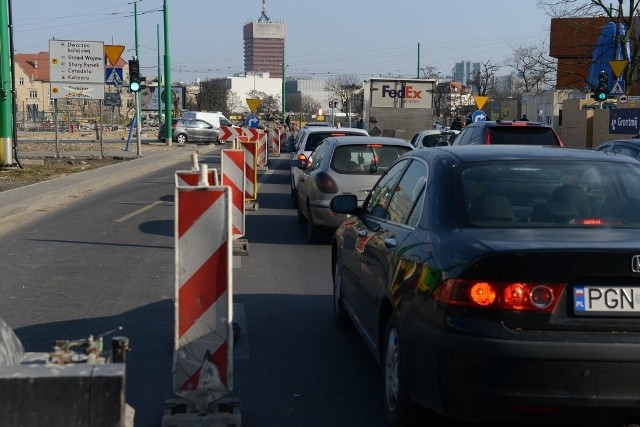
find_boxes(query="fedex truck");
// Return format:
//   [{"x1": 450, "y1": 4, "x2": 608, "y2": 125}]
[{"x1": 362, "y1": 78, "x2": 436, "y2": 141}]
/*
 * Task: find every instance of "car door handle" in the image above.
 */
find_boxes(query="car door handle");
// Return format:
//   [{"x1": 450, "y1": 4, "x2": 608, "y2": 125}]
[{"x1": 384, "y1": 237, "x2": 397, "y2": 248}]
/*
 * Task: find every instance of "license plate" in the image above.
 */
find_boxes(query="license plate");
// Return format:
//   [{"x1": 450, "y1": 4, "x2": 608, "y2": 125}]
[{"x1": 574, "y1": 285, "x2": 640, "y2": 315}]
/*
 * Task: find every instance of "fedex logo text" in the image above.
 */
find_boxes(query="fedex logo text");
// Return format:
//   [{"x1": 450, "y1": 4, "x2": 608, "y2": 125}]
[{"x1": 381, "y1": 85, "x2": 422, "y2": 99}]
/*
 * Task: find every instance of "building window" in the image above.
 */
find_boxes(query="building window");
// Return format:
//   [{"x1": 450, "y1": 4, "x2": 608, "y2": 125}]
[
  {"x1": 48, "y1": 99, "x2": 54, "y2": 106},
  {"x1": 66, "y1": 99, "x2": 72, "y2": 106},
  {"x1": 29, "y1": 90, "x2": 37, "y2": 98},
  {"x1": 19, "y1": 77, "x2": 24, "y2": 86}
]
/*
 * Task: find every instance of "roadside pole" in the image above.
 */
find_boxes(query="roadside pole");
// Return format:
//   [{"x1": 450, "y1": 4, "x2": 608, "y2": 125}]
[{"x1": 0, "y1": 0, "x2": 14, "y2": 168}]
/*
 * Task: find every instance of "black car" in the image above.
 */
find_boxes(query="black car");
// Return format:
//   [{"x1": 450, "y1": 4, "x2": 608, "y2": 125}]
[
  {"x1": 331, "y1": 145, "x2": 640, "y2": 426},
  {"x1": 595, "y1": 138, "x2": 640, "y2": 160},
  {"x1": 452, "y1": 120, "x2": 564, "y2": 146}
]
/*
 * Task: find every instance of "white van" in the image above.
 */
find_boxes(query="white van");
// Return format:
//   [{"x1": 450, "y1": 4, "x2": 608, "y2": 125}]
[{"x1": 180, "y1": 111, "x2": 233, "y2": 144}]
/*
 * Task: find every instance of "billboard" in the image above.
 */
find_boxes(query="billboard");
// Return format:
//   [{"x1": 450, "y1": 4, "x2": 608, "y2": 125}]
[
  {"x1": 369, "y1": 79, "x2": 434, "y2": 109},
  {"x1": 140, "y1": 86, "x2": 186, "y2": 111}
]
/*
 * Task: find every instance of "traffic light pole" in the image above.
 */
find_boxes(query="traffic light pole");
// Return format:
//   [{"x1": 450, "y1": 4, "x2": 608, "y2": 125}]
[
  {"x1": 0, "y1": 0, "x2": 14, "y2": 168},
  {"x1": 134, "y1": 1, "x2": 141, "y2": 156}
]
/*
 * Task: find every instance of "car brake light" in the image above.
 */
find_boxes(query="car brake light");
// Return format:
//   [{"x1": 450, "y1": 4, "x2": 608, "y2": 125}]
[
  {"x1": 485, "y1": 130, "x2": 491, "y2": 144},
  {"x1": 314, "y1": 171, "x2": 338, "y2": 193},
  {"x1": 330, "y1": 133, "x2": 346, "y2": 136},
  {"x1": 469, "y1": 282, "x2": 496, "y2": 306},
  {"x1": 434, "y1": 279, "x2": 563, "y2": 312},
  {"x1": 366, "y1": 144, "x2": 383, "y2": 148}
]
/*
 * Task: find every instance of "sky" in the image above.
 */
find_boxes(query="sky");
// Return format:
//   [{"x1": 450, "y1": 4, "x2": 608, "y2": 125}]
[{"x1": 12, "y1": 0, "x2": 553, "y2": 84}]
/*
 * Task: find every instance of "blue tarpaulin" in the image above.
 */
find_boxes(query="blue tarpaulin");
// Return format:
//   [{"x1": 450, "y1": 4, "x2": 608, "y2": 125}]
[{"x1": 587, "y1": 21, "x2": 630, "y2": 91}]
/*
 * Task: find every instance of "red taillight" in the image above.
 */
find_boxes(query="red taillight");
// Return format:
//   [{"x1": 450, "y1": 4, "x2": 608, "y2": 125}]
[
  {"x1": 485, "y1": 129, "x2": 492, "y2": 144},
  {"x1": 314, "y1": 171, "x2": 338, "y2": 193},
  {"x1": 434, "y1": 279, "x2": 563, "y2": 312},
  {"x1": 172, "y1": 122, "x2": 178, "y2": 129}
]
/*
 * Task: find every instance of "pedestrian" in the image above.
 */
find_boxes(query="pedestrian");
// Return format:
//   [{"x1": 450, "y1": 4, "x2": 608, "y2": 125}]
[
  {"x1": 450, "y1": 116, "x2": 462, "y2": 131},
  {"x1": 285, "y1": 113, "x2": 292, "y2": 132},
  {"x1": 520, "y1": 114, "x2": 529, "y2": 121},
  {"x1": 356, "y1": 117, "x2": 364, "y2": 129}
]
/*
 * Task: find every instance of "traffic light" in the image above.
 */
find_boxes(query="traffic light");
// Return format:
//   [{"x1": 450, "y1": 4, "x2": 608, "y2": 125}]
[
  {"x1": 328, "y1": 101, "x2": 334, "y2": 108},
  {"x1": 128, "y1": 59, "x2": 141, "y2": 93},
  {"x1": 594, "y1": 71, "x2": 608, "y2": 101}
]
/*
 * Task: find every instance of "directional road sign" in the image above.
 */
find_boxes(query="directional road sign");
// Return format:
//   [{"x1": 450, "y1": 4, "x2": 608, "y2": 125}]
[
  {"x1": 472, "y1": 110, "x2": 487, "y2": 122},
  {"x1": 245, "y1": 113, "x2": 259, "y2": 128}
]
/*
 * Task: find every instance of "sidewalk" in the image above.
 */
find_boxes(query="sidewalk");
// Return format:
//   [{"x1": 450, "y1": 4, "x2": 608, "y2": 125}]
[{"x1": 0, "y1": 143, "x2": 220, "y2": 230}]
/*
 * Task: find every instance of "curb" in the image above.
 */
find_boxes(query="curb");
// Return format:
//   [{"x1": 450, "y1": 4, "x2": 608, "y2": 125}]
[{"x1": 0, "y1": 144, "x2": 220, "y2": 229}]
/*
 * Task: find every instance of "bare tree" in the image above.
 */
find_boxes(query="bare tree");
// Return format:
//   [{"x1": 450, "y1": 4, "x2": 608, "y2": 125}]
[
  {"x1": 300, "y1": 95, "x2": 322, "y2": 122},
  {"x1": 505, "y1": 43, "x2": 558, "y2": 93},
  {"x1": 536, "y1": 0, "x2": 640, "y2": 93},
  {"x1": 197, "y1": 79, "x2": 228, "y2": 114},
  {"x1": 325, "y1": 74, "x2": 362, "y2": 112},
  {"x1": 468, "y1": 59, "x2": 500, "y2": 96},
  {"x1": 419, "y1": 66, "x2": 446, "y2": 80},
  {"x1": 226, "y1": 91, "x2": 243, "y2": 114}
]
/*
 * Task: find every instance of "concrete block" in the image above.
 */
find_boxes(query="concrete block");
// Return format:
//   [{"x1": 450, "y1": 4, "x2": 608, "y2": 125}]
[{"x1": 0, "y1": 355, "x2": 126, "y2": 427}]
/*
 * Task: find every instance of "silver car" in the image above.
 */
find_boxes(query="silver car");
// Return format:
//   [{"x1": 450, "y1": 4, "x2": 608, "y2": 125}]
[
  {"x1": 289, "y1": 127, "x2": 369, "y2": 208},
  {"x1": 295, "y1": 136, "x2": 413, "y2": 242}
]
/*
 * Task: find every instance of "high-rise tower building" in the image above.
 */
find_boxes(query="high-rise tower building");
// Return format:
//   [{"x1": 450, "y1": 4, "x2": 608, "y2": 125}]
[{"x1": 243, "y1": 0, "x2": 285, "y2": 78}]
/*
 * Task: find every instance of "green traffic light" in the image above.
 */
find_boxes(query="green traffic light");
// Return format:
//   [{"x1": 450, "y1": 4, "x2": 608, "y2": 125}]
[
  {"x1": 130, "y1": 81, "x2": 141, "y2": 93},
  {"x1": 597, "y1": 92, "x2": 607, "y2": 101}
]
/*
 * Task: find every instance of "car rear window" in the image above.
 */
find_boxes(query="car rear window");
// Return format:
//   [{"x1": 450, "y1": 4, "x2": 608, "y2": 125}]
[
  {"x1": 304, "y1": 132, "x2": 365, "y2": 151},
  {"x1": 488, "y1": 127, "x2": 560, "y2": 145},
  {"x1": 331, "y1": 144, "x2": 412, "y2": 175},
  {"x1": 456, "y1": 160, "x2": 640, "y2": 228}
]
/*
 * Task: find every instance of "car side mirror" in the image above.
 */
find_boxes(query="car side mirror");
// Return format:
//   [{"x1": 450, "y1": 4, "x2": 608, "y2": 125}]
[
  {"x1": 330, "y1": 194, "x2": 359, "y2": 214},
  {"x1": 291, "y1": 159, "x2": 307, "y2": 169}
]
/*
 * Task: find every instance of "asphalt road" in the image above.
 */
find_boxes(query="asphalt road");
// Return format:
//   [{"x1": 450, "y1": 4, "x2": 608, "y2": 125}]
[
  {"x1": 0, "y1": 150, "x2": 577, "y2": 427},
  {"x1": 0, "y1": 152, "x2": 389, "y2": 427}
]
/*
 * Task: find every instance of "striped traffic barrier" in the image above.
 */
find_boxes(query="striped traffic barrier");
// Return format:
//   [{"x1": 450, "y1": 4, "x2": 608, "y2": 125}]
[
  {"x1": 239, "y1": 140, "x2": 258, "y2": 204},
  {"x1": 269, "y1": 128, "x2": 280, "y2": 157},
  {"x1": 221, "y1": 149, "x2": 246, "y2": 239},
  {"x1": 174, "y1": 180, "x2": 233, "y2": 410},
  {"x1": 256, "y1": 130, "x2": 268, "y2": 168},
  {"x1": 175, "y1": 166, "x2": 218, "y2": 187}
]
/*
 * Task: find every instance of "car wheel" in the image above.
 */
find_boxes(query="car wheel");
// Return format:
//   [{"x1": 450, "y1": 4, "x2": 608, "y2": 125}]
[
  {"x1": 176, "y1": 134, "x2": 187, "y2": 144},
  {"x1": 333, "y1": 258, "x2": 350, "y2": 326},
  {"x1": 383, "y1": 316, "x2": 415, "y2": 427},
  {"x1": 306, "y1": 204, "x2": 321, "y2": 243}
]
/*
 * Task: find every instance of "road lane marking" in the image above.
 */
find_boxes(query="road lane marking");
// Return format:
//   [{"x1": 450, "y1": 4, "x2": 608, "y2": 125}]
[{"x1": 114, "y1": 200, "x2": 163, "y2": 223}]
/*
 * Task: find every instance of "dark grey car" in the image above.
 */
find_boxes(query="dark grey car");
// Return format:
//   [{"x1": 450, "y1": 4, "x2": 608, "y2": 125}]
[{"x1": 157, "y1": 118, "x2": 220, "y2": 144}]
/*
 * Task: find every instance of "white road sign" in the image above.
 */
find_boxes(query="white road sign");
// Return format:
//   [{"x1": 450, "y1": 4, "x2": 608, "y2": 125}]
[{"x1": 49, "y1": 39, "x2": 105, "y2": 99}]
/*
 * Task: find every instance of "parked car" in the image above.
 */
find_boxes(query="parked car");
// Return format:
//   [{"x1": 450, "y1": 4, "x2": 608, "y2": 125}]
[
  {"x1": 289, "y1": 126, "x2": 368, "y2": 207},
  {"x1": 451, "y1": 120, "x2": 564, "y2": 146},
  {"x1": 409, "y1": 129, "x2": 459, "y2": 148},
  {"x1": 330, "y1": 144, "x2": 640, "y2": 426},
  {"x1": 595, "y1": 138, "x2": 640, "y2": 160},
  {"x1": 294, "y1": 136, "x2": 413, "y2": 242},
  {"x1": 180, "y1": 111, "x2": 233, "y2": 144},
  {"x1": 157, "y1": 118, "x2": 220, "y2": 144}
]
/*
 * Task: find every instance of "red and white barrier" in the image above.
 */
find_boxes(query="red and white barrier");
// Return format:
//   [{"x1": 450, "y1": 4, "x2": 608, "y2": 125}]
[
  {"x1": 174, "y1": 183, "x2": 233, "y2": 408},
  {"x1": 221, "y1": 149, "x2": 246, "y2": 239},
  {"x1": 175, "y1": 167, "x2": 218, "y2": 187},
  {"x1": 239, "y1": 141, "x2": 257, "y2": 201},
  {"x1": 257, "y1": 130, "x2": 268, "y2": 167}
]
